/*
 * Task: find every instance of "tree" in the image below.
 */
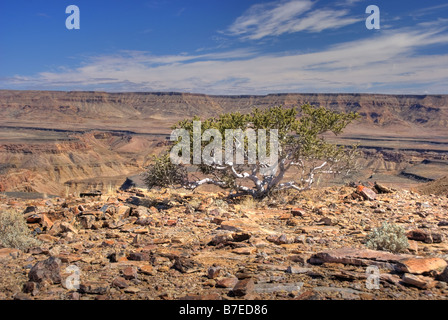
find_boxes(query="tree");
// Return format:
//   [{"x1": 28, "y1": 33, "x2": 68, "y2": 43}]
[{"x1": 146, "y1": 104, "x2": 359, "y2": 198}]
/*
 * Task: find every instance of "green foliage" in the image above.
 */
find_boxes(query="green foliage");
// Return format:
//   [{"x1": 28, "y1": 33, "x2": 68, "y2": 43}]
[
  {"x1": 0, "y1": 209, "x2": 41, "y2": 250},
  {"x1": 157, "y1": 104, "x2": 359, "y2": 198},
  {"x1": 366, "y1": 222, "x2": 409, "y2": 253},
  {"x1": 143, "y1": 153, "x2": 187, "y2": 189}
]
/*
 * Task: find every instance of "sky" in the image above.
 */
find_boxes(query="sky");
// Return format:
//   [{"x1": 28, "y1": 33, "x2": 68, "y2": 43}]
[{"x1": 0, "y1": 0, "x2": 447, "y2": 95}]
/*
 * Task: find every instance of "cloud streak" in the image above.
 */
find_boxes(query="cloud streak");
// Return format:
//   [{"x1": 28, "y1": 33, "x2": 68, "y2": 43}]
[
  {"x1": 225, "y1": 0, "x2": 360, "y2": 40},
  {"x1": 3, "y1": 26, "x2": 447, "y2": 95}
]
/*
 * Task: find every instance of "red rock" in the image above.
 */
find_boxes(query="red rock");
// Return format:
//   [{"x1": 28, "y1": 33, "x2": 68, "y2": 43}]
[
  {"x1": 112, "y1": 277, "x2": 129, "y2": 289},
  {"x1": 401, "y1": 273, "x2": 436, "y2": 289},
  {"x1": 139, "y1": 265, "x2": 155, "y2": 275},
  {"x1": 291, "y1": 208, "x2": 306, "y2": 217},
  {"x1": 311, "y1": 247, "x2": 414, "y2": 269},
  {"x1": 121, "y1": 266, "x2": 138, "y2": 280},
  {"x1": 395, "y1": 258, "x2": 447, "y2": 275},
  {"x1": 356, "y1": 185, "x2": 377, "y2": 201},
  {"x1": 28, "y1": 257, "x2": 62, "y2": 284},
  {"x1": 279, "y1": 213, "x2": 292, "y2": 220},
  {"x1": 232, "y1": 278, "x2": 254, "y2": 297},
  {"x1": 406, "y1": 229, "x2": 444, "y2": 244},
  {"x1": 216, "y1": 277, "x2": 239, "y2": 288},
  {"x1": 232, "y1": 247, "x2": 256, "y2": 255},
  {"x1": 79, "y1": 281, "x2": 110, "y2": 294},
  {"x1": 166, "y1": 219, "x2": 177, "y2": 226}
]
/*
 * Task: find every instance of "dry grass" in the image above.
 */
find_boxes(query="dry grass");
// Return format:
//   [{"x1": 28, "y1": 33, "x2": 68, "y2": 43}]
[{"x1": 0, "y1": 209, "x2": 41, "y2": 250}]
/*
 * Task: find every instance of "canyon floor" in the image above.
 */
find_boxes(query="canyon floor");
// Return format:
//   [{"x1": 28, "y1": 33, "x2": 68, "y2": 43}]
[{"x1": 0, "y1": 184, "x2": 447, "y2": 301}]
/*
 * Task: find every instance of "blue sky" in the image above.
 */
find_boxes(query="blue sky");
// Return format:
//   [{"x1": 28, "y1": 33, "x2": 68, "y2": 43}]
[{"x1": 0, "y1": 0, "x2": 447, "y2": 94}]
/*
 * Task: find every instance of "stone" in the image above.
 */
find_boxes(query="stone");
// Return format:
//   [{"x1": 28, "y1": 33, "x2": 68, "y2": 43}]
[
  {"x1": 22, "y1": 281, "x2": 39, "y2": 296},
  {"x1": 79, "y1": 215, "x2": 96, "y2": 229},
  {"x1": 406, "y1": 229, "x2": 445, "y2": 244},
  {"x1": 395, "y1": 258, "x2": 447, "y2": 275},
  {"x1": 112, "y1": 277, "x2": 129, "y2": 289},
  {"x1": 232, "y1": 232, "x2": 251, "y2": 242},
  {"x1": 216, "y1": 277, "x2": 238, "y2": 288},
  {"x1": 28, "y1": 257, "x2": 62, "y2": 284},
  {"x1": 208, "y1": 233, "x2": 233, "y2": 246},
  {"x1": 286, "y1": 266, "x2": 313, "y2": 274},
  {"x1": 401, "y1": 273, "x2": 436, "y2": 289},
  {"x1": 121, "y1": 266, "x2": 138, "y2": 280},
  {"x1": 139, "y1": 265, "x2": 155, "y2": 275},
  {"x1": 79, "y1": 281, "x2": 110, "y2": 294},
  {"x1": 291, "y1": 208, "x2": 306, "y2": 217},
  {"x1": 254, "y1": 282, "x2": 303, "y2": 294},
  {"x1": 231, "y1": 278, "x2": 254, "y2": 297},
  {"x1": 356, "y1": 185, "x2": 377, "y2": 201},
  {"x1": 436, "y1": 266, "x2": 448, "y2": 283},
  {"x1": 232, "y1": 247, "x2": 256, "y2": 255},
  {"x1": 0, "y1": 248, "x2": 21, "y2": 261},
  {"x1": 207, "y1": 266, "x2": 222, "y2": 279},
  {"x1": 128, "y1": 252, "x2": 149, "y2": 261},
  {"x1": 220, "y1": 219, "x2": 260, "y2": 233},
  {"x1": 310, "y1": 247, "x2": 414, "y2": 269}
]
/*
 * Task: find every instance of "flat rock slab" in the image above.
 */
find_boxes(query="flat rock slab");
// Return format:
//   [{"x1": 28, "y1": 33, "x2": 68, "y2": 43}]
[
  {"x1": 401, "y1": 273, "x2": 437, "y2": 289},
  {"x1": 254, "y1": 282, "x2": 304, "y2": 294},
  {"x1": 395, "y1": 257, "x2": 447, "y2": 274},
  {"x1": 311, "y1": 247, "x2": 415, "y2": 269},
  {"x1": 0, "y1": 248, "x2": 20, "y2": 261},
  {"x1": 220, "y1": 219, "x2": 261, "y2": 233}
]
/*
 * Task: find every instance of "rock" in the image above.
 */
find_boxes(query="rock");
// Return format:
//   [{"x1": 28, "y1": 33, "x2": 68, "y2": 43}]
[
  {"x1": 220, "y1": 219, "x2": 260, "y2": 233},
  {"x1": 172, "y1": 257, "x2": 201, "y2": 273},
  {"x1": 13, "y1": 293, "x2": 33, "y2": 300},
  {"x1": 254, "y1": 282, "x2": 303, "y2": 294},
  {"x1": 22, "y1": 281, "x2": 39, "y2": 296},
  {"x1": 139, "y1": 265, "x2": 155, "y2": 275},
  {"x1": 291, "y1": 208, "x2": 306, "y2": 217},
  {"x1": 121, "y1": 266, "x2": 138, "y2": 280},
  {"x1": 356, "y1": 185, "x2": 377, "y2": 201},
  {"x1": 124, "y1": 286, "x2": 140, "y2": 294},
  {"x1": 395, "y1": 258, "x2": 447, "y2": 275},
  {"x1": 28, "y1": 257, "x2": 62, "y2": 284},
  {"x1": 112, "y1": 277, "x2": 129, "y2": 289},
  {"x1": 401, "y1": 273, "x2": 437, "y2": 289},
  {"x1": 208, "y1": 233, "x2": 233, "y2": 246},
  {"x1": 207, "y1": 266, "x2": 222, "y2": 279},
  {"x1": 128, "y1": 252, "x2": 149, "y2": 261},
  {"x1": 286, "y1": 266, "x2": 313, "y2": 274},
  {"x1": 437, "y1": 266, "x2": 448, "y2": 283},
  {"x1": 79, "y1": 281, "x2": 110, "y2": 295},
  {"x1": 216, "y1": 277, "x2": 238, "y2": 288},
  {"x1": 231, "y1": 278, "x2": 254, "y2": 297},
  {"x1": 0, "y1": 248, "x2": 21, "y2": 261},
  {"x1": 373, "y1": 183, "x2": 394, "y2": 194},
  {"x1": 232, "y1": 232, "x2": 251, "y2": 242},
  {"x1": 181, "y1": 293, "x2": 222, "y2": 300},
  {"x1": 310, "y1": 247, "x2": 414, "y2": 269},
  {"x1": 232, "y1": 247, "x2": 256, "y2": 255},
  {"x1": 406, "y1": 229, "x2": 445, "y2": 244},
  {"x1": 79, "y1": 215, "x2": 96, "y2": 229}
]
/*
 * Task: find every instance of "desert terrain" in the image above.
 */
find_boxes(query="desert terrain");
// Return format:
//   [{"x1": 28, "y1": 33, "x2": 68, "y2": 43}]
[{"x1": 0, "y1": 90, "x2": 447, "y2": 301}]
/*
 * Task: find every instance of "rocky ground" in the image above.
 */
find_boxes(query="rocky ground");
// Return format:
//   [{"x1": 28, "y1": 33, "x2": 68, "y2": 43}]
[{"x1": 0, "y1": 183, "x2": 447, "y2": 300}]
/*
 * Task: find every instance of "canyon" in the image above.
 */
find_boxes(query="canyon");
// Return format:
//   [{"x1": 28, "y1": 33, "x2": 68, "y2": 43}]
[{"x1": 0, "y1": 90, "x2": 447, "y2": 196}]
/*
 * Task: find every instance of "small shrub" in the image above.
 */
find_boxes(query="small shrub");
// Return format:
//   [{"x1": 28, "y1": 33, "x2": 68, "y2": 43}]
[
  {"x1": 144, "y1": 154, "x2": 187, "y2": 189},
  {"x1": 0, "y1": 209, "x2": 41, "y2": 250},
  {"x1": 365, "y1": 222, "x2": 409, "y2": 253}
]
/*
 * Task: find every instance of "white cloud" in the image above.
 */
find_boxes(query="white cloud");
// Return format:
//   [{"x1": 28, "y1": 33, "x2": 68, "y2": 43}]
[
  {"x1": 3, "y1": 28, "x2": 448, "y2": 95},
  {"x1": 225, "y1": 0, "x2": 360, "y2": 40}
]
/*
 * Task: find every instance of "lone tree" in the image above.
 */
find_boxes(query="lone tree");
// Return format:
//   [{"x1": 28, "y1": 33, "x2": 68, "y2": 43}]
[{"x1": 145, "y1": 104, "x2": 359, "y2": 198}]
